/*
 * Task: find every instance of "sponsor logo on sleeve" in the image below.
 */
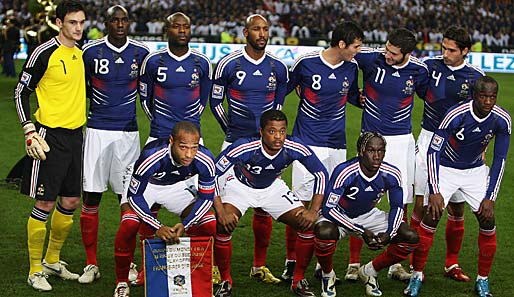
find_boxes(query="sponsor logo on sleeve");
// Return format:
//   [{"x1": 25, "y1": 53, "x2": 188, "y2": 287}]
[
  {"x1": 430, "y1": 134, "x2": 444, "y2": 151},
  {"x1": 129, "y1": 177, "x2": 141, "y2": 194},
  {"x1": 211, "y1": 84, "x2": 224, "y2": 99},
  {"x1": 326, "y1": 192, "x2": 341, "y2": 208},
  {"x1": 216, "y1": 156, "x2": 230, "y2": 172},
  {"x1": 20, "y1": 71, "x2": 32, "y2": 86},
  {"x1": 139, "y1": 81, "x2": 147, "y2": 97}
]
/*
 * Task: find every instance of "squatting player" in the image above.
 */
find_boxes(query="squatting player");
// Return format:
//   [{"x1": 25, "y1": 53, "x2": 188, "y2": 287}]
[
  {"x1": 210, "y1": 13, "x2": 289, "y2": 285},
  {"x1": 405, "y1": 76, "x2": 510, "y2": 297},
  {"x1": 314, "y1": 131, "x2": 418, "y2": 297},
  {"x1": 79, "y1": 5, "x2": 149, "y2": 284},
  {"x1": 213, "y1": 110, "x2": 328, "y2": 297},
  {"x1": 350, "y1": 28, "x2": 428, "y2": 281},
  {"x1": 113, "y1": 122, "x2": 217, "y2": 297}
]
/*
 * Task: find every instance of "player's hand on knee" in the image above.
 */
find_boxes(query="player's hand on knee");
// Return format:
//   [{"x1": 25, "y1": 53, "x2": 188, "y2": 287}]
[
  {"x1": 375, "y1": 232, "x2": 390, "y2": 248},
  {"x1": 477, "y1": 199, "x2": 494, "y2": 224},
  {"x1": 362, "y1": 229, "x2": 381, "y2": 250},
  {"x1": 296, "y1": 208, "x2": 317, "y2": 231},
  {"x1": 427, "y1": 193, "x2": 444, "y2": 221},
  {"x1": 217, "y1": 211, "x2": 238, "y2": 233},
  {"x1": 23, "y1": 122, "x2": 50, "y2": 160}
]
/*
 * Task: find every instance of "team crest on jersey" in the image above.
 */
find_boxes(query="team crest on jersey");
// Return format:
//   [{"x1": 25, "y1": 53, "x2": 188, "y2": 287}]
[
  {"x1": 482, "y1": 130, "x2": 494, "y2": 145},
  {"x1": 458, "y1": 82, "x2": 470, "y2": 99},
  {"x1": 173, "y1": 275, "x2": 186, "y2": 286},
  {"x1": 267, "y1": 72, "x2": 277, "y2": 91},
  {"x1": 216, "y1": 156, "x2": 231, "y2": 172},
  {"x1": 326, "y1": 192, "x2": 341, "y2": 208},
  {"x1": 20, "y1": 71, "x2": 32, "y2": 85},
  {"x1": 129, "y1": 177, "x2": 141, "y2": 194},
  {"x1": 129, "y1": 60, "x2": 139, "y2": 78},
  {"x1": 402, "y1": 78, "x2": 414, "y2": 95},
  {"x1": 212, "y1": 84, "x2": 224, "y2": 99},
  {"x1": 430, "y1": 134, "x2": 444, "y2": 151},
  {"x1": 339, "y1": 77, "x2": 350, "y2": 96},
  {"x1": 189, "y1": 69, "x2": 200, "y2": 88},
  {"x1": 139, "y1": 82, "x2": 148, "y2": 97}
]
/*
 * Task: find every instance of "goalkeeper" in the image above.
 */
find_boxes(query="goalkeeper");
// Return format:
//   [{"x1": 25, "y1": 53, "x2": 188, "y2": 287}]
[
  {"x1": 313, "y1": 132, "x2": 419, "y2": 297},
  {"x1": 13, "y1": 0, "x2": 87, "y2": 292}
]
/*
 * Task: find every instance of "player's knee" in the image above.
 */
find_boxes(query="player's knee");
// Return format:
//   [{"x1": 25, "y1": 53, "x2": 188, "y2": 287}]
[
  {"x1": 60, "y1": 197, "x2": 81, "y2": 210},
  {"x1": 399, "y1": 225, "x2": 419, "y2": 244},
  {"x1": 421, "y1": 213, "x2": 440, "y2": 228},
  {"x1": 314, "y1": 221, "x2": 339, "y2": 240},
  {"x1": 447, "y1": 202, "x2": 465, "y2": 216},
  {"x1": 479, "y1": 218, "x2": 495, "y2": 231},
  {"x1": 83, "y1": 191, "x2": 102, "y2": 206}
]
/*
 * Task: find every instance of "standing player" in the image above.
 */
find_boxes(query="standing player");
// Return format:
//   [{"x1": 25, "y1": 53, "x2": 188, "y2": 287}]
[
  {"x1": 405, "y1": 76, "x2": 510, "y2": 297},
  {"x1": 113, "y1": 122, "x2": 217, "y2": 297},
  {"x1": 411, "y1": 26, "x2": 484, "y2": 282},
  {"x1": 79, "y1": 5, "x2": 149, "y2": 284},
  {"x1": 213, "y1": 110, "x2": 328, "y2": 297},
  {"x1": 282, "y1": 20, "x2": 363, "y2": 286},
  {"x1": 13, "y1": 0, "x2": 86, "y2": 291},
  {"x1": 314, "y1": 132, "x2": 419, "y2": 297},
  {"x1": 210, "y1": 14, "x2": 289, "y2": 285},
  {"x1": 140, "y1": 12, "x2": 212, "y2": 141},
  {"x1": 348, "y1": 28, "x2": 428, "y2": 281},
  {"x1": 132, "y1": 12, "x2": 212, "y2": 286}
]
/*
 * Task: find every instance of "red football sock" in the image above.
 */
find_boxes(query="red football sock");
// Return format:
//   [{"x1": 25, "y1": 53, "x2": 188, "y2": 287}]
[
  {"x1": 412, "y1": 222, "x2": 436, "y2": 272},
  {"x1": 137, "y1": 210, "x2": 157, "y2": 272},
  {"x1": 285, "y1": 224, "x2": 297, "y2": 261},
  {"x1": 349, "y1": 235, "x2": 363, "y2": 264},
  {"x1": 292, "y1": 231, "x2": 314, "y2": 286},
  {"x1": 186, "y1": 211, "x2": 216, "y2": 237},
  {"x1": 445, "y1": 214, "x2": 464, "y2": 267},
  {"x1": 314, "y1": 237, "x2": 336, "y2": 274},
  {"x1": 478, "y1": 227, "x2": 496, "y2": 277},
  {"x1": 80, "y1": 203, "x2": 99, "y2": 266},
  {"x1": 372, "y1": 242, "x2": 418, "y2": 271},
  {"x1": 410, "y1": 212, "x2": 422, "y2": 231},
  {"x1": 114, "y1": 212, "x2": 140, "y2": 283},
  {"x1": 409, "y1": 212, "x2": 422, "y2": 266},
  {"x1": 214, "y1": 233, "x2": 233, "y2": 285},
  {"x1": 252, "y1": 209, "x2": 272, "y2": 267}
]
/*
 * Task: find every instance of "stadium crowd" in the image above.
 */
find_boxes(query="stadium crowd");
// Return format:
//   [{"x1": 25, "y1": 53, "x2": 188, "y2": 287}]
[{"x1": 0, "y1": 0, "x2": 513, "y2": 49}]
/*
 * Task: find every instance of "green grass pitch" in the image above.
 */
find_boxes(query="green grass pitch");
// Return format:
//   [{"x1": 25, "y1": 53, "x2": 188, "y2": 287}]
[{"x1": 1, "y1": 62, "x2": 513, "y2": 296}]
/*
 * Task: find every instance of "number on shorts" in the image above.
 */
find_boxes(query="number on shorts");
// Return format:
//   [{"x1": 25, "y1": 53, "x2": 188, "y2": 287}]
[{"x1": 282, "y1": 190, "x2": 300, "y2": 204}]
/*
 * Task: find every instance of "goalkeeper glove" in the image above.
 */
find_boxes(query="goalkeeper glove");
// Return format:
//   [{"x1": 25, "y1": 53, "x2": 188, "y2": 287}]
[{"x1": 23, "y1": 122, "x2": 50, "y2": 160}]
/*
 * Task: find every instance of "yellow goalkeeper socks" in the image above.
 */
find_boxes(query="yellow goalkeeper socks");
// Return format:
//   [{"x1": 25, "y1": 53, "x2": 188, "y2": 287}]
[
  {"x1": 44, "y1": 203, "x2": 75, "y2": 264},
  {"x1": 27, "y1": 208, "x2": 49, "y2": 275}
]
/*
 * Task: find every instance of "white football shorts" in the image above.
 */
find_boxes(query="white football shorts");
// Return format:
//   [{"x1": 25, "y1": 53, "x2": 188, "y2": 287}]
[
  {"x1": 383, "y1": 133, "x2": 415, "y2": 204},
  {"x1": 415, "y1": 128, "x2": 465, "y2": 202},
  {"x1": 219, "y1": 168, "x2": 303, "y2": 220},
  {"x1": 83, "y1": 128, "x2": 140, "y2": 194},
  {"x1": 318, "y1": 207, "x2": 389, "y2": 240},
  {"x1": 425, "y1": 164, "x2": 489, "y2": 212},
  {"x1": 292, "y1": 146, "x2": 346, "y2": 201}
]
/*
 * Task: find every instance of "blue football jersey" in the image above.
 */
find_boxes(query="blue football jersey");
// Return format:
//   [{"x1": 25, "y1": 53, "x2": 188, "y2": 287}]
[
  {"x1": 322, "y1": 157, "x2": 404, "y2": 238},
  {"x1": 355, "y1": 48, "x2": 429, "y2": 135},
  {"x1": 421, "y1": 56, "x2": 484, "y2": 131},
  {"x1": 139, "y1": 48, "x2": 212, "y2": 138},
  {"x1": 288, "y1": 50, "x2": 360, "y2": 149},
  {"x1": 82, "y1": 37, "x2": 149, "y2": 131},
  {"x1": 210, "y1": 49, "x2": 289, "y2": 142},
  {"x1": 215, "y1": 136, "x2": 328, "y2": 194},
  {"x1": 128, "y1": 138, "x2": 216, "y2": 230},
  {"x1": 427, "y1": 101, "x2": 511, "y2": 201}
]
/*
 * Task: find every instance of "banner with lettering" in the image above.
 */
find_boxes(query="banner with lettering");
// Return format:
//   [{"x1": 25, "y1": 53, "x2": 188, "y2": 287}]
[{"x1": 144, "y1": 237, "x2": 213, "y2": 297}]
